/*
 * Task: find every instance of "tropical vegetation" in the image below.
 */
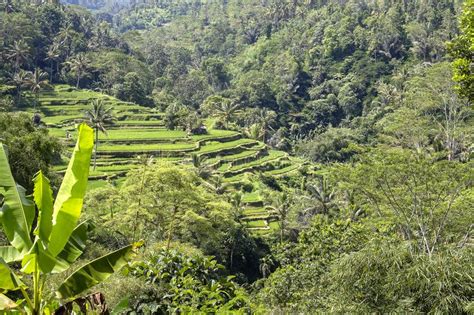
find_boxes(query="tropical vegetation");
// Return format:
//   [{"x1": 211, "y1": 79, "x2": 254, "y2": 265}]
[{"x1": 0, "y1": 0, "x2": 472, "y2": 313}]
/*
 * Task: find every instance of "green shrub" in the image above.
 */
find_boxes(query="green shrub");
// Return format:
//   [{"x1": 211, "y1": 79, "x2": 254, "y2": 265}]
[{"x1": 125, "y1": 249, "x2": 253, "y2": 313}]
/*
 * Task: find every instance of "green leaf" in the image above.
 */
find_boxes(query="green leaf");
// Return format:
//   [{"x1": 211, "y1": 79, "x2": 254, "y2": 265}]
[
  {"x1": 21, "y1": 241, "x2": 65, "y2": 274},
  {"x1": 0, "y1": 144, "x2": 34, "y2": 256},
  {"x1": 0, "y1": 258, "x2": 24, "y2": 292},
  {"x1": 57, "y1": 221, "x2": 92, "y2": 264},
  {"x1": 33, "y1": 171, "x2": 54, "y2": 241},
  {"x1": 57, "y1": 244, "x2": 135, "y2": 299},
  {"x1": 0, "y1": 246, "x2": 20, "y2": 263},
  {"x1": 48, "y1": 123, "x2": 93, "y2": 257},
  {"x1": 111, "y1": 297, "x2": 129, "y2": 315}
]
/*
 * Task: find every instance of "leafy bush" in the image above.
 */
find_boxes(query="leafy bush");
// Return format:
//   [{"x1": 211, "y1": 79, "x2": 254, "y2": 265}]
[{"x1": 125, "y1": 249, "x2": 253, "y2": 313}]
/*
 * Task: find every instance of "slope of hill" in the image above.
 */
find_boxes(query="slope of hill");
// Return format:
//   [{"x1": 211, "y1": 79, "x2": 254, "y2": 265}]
[{"x1": 29, "y1": 84, "x2": 304, "y2": 233}]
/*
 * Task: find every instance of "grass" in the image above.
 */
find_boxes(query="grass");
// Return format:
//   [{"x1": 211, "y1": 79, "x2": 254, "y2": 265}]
[
  {"x1": 87, "y1": 180, "x2": 110, "y2": 190},
  {"x1": 246, "y1": 220, "x2": 267, "y2": 228},
  {"x1": 190, "y1": 129, "x2": 239, "y2": 141},
  {"x1": 49, "y1": 128, "x2": 188, "y2": 141},
  {"x1": 242, "y1": 208, "x2": 268, "y2": 216},
  {"x1": 43, "y1": 115, "x2": 82, "y2": 124},
  {"x1": 90, "y1": 164, "x2": 139, "y2": 172},
  {"x1": 265, "y1": 163, "x2": 301, "y2": 176},
  {"x1": 98, "y1": 142, "x2": 197, "y2": 152},
  {"x1": 114, "y1": 120, "x2": 164, "y2": 126},
  {"x1": 242, "y1": 192, "x2": 262, "y2": 203},
  {"x1": 39, "y1": 103, "x2": 143, "y2": 112},
  {"x1": 117, "y1": 113, "x2": 164, "y2": 120},
  {"x1": 227, "y1": 150, "x2": 286, "y2": 172},
  {"x1": 197, "y1": 139, "x2": 257, "y2": 154},
  {"x1": 268, "y1": 221, "x2": 280, "y2": 230},
  {"x1": 207, "y1": 149, "x2": 260, "y2": 165},
  {"x1": 222, "y1": 173, "x2": 248, "y2": 183}
]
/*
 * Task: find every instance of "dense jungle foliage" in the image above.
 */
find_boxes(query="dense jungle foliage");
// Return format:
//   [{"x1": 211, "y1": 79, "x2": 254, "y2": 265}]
[{"x1": 0, "y1": 0, "x2": 473, "y2": 313}]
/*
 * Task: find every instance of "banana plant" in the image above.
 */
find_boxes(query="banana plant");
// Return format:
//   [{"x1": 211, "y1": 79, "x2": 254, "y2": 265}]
[{"x1": 0, "y1": 123, "x2": 137, "y2": 314}]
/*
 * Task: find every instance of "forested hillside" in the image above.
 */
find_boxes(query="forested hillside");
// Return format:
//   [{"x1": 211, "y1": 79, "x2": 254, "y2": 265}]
[{"x1": 0, "y1": 0, "x2": 473, "y2": 313}]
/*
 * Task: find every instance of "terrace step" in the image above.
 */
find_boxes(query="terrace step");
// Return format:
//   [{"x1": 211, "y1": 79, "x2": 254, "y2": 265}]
[
  {"x1": 241, "y1": 214, "x2": 279, "y2": 221},
  {"x1": 197, "y1": 140, "x2": 260, "y2": 158},
  {"x1": 96, "y1": 149, "x2": 193, "y2": 158},
  {"x1": 264, "y1": 162, "x2": 304, "y2": 176},
  {"x1": 243, "y1": 200, "x2": 264, "y2": 207},
  {"x1": 222, "y1": 154, "x2": 289, "y2": 177},
  {"x1": 211, "y1": 148, "x2": 267, "y2": 171},
  {"x1": 109, "y1": 124, "x2": 165, "y2": 129},
  {"x1": 117, "y1": 113, "x2": 164, "y2": 120}
]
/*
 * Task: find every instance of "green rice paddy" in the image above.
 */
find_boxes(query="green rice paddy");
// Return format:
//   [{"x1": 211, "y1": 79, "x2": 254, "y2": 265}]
[{"x1": 31, "y1": 84, "x2": 303, "y2": 234}]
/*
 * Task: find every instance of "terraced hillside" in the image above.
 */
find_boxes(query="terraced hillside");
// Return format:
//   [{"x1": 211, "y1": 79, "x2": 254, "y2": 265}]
[{"x1": 29, "y1": 85, "x2": 305, "y2": 234}]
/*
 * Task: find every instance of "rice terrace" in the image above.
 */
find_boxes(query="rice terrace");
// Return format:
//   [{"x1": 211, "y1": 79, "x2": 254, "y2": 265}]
[
  {"x1": 33, "y1": 84, "x2": 305, "y2": 234},
  {"x1": 0, "y1": 0, "x2": 472, "y2": 313}
]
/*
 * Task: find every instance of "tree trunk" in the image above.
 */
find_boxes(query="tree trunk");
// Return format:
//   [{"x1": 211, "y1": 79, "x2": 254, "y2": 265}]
[
  {"x1": 17, "y1": 85, "x2": 21, "y2": 102},
  {"x1": 229, "y1": 237, "x2": 235, "y2": 272},
  {"x1": 50, "y1": 60, "x2": 54, "y2": 83},
  {"x1": 280, "y1": 219, "x2": 284, "y2": 244},
  {"x1": 93, "y1": 127, "x2": 98, "y2": 170},
  {"x1": 34, "y1": 92, "x2": 39, "y2": 111},
  {"x1": 76, "y1": 73, "x2": 80, "y2": 88}
]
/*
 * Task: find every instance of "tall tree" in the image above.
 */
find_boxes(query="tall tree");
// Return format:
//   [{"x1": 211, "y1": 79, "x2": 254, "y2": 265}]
[
  {"x1": 191, "y1": 153, "x2": 212, "y2": 180},
  {"x1": 84, "y1": 99, "x2": 115, "y2": 169},
  {"x1": 211, "y1": 99, "x2": 241, "y2": 129},
  {"x1": 10, "y1": 69, "x2": 29, "y2": 102},
  {"x1": 56, "y1": 23, "x2": 74, "y2": 59},
  {"x1": 268, "y1": 192, "x2": 291, "y2": 243},
  {"x1": 45, "y1": 44, "x2": 60, "y2": 83},
  {"x1": 23, "y1": 68, "x2": 48, "y2": 110},
  {"x1": 65, "y1": 53, "x2": 90, "y2": 88},
  {"x1": 6, "y1": 40, "x2": 30, "y2": 73},
  {"x1": 303, "y1": 176, "x2": 335, "y2": 216},
  {"x1": 448, "y1": 0, "x2": 474, "y2": 100}
]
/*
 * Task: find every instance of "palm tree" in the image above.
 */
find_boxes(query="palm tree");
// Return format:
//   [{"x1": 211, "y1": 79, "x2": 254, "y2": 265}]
[
  {"x1": 213, "y1": 100, "x2": 241, "y2": 129},
  {"x1": 57, "y1": 24, "x2": 74, "y2": 59},
  {"x1": 268, "y1": 192, "x2": 291, "y2": 243},
  {"x1": 229, "y1": 192, "x2": 244, "y2": 220},
  {"x1": 65, "y1": 53, "x2": 90, "y2": 88},
  {"x1": 303, "y1": 176, "x2": 335, "y2": 216},
  {"x1": 84, "y1": 99, "x2": 115, "y2": 169},
  {"x1": 191, "y1": 153, "x2": 212, "y2": 179},
  {"x1": 259, "y1": 256, "x2": 274, "y2": 278},
  {"x1": 24, "y1": 68, "x2": 49, "y2": 110},
  {"x1": 202, "y1": 175, "x2": 226, "y2": 195},
  {"x1": 45, "y1": 44, "x2": 60, "y2": 83},
  {"x1": 255, "y1": 108, "x2": 276, "y2": 143},
  {"x1": 244, "y1": 123, "x2": 265, "y2": 141},
  {"x1": 10, "y1": 69, "x2": 29, "y2": 102},
  {"x1": 6, "y1": 40, "x2": 30, "y2": 73}
]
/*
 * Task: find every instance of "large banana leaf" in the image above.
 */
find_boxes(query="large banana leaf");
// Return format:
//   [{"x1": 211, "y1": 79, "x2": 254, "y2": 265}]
[
  {"x1": 21, "y1": 240, "x2": 68, "y2": 274},
  {"x1": 0, "y1": 246, "x2": 20, "y2": 263},
  {"x1": 0, "y1": 293, "x2": 17, "y2": 310},
  {"x1": 57, "y1": 244, "x2": 135, "y2": 299},
  {"x1": 14, "y1": 207, "x2": 91, "y2": 275},
  {"x1": 47, "y1": 123, "x2": 93, "y2": 257},
  {"x1": 0, "y1": 258, "x2": 24, "y2": 292},
  {"x1": 33, "y1": 171, "x2": 54, "y2": 241},
  {"x1": 57, "y1": 220, "x2": 92, "y2": 264},
  {"x1": 0, "y1": 144, "x2": 35, "y2": 256}
]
